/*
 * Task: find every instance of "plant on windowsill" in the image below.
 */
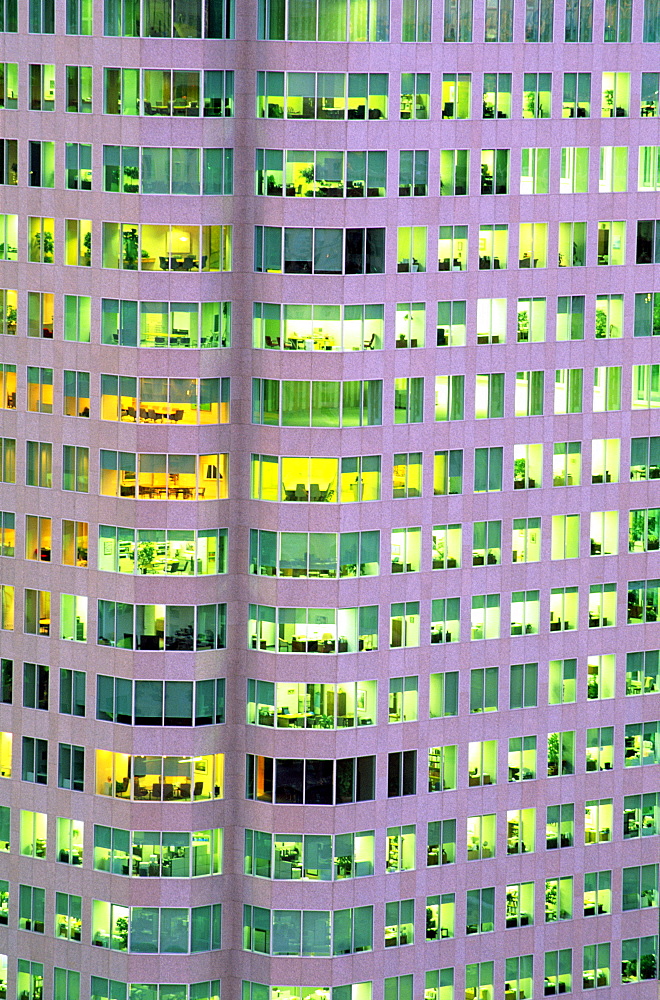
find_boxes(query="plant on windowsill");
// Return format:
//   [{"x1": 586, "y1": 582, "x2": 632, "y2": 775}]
[
  {"x1": 114, "y1": 916, "x2": 129, "y2": 950},
  {"x1": 5, "y1": 305, "x2": 16, "y2": 332},
  {"x1": 547, "y1": 732, "x2": 559, "y2": 776},
  {"x1": 335, "y1": 855, "x2": 352, "y2": 877},
  {"x1": 82, "y1": 229, "x2": 92, "y2": 264},
  {"x1": 595, "y1": 309, "x2": 608, "y2": 339},
  {"x1": 122, "y1": 228, "x2": 139, "y2": 269}
]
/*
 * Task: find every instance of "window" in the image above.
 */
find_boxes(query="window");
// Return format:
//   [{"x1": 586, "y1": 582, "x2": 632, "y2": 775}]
[
  {"x1": 19, "y1": 885, "x2": 46, "y2": 933},
  {"x1": 246, "y1": 754, "x2": 372, "y2": 805},
  {"x1": 523, "y1": 72, "x2": 551, "y2": 117},
  {"x1": 427, "y1": 819, "x2": 456, "y2": 866},
  {"x1": 637, "y1": 220, "x2": 660, "y2": 264},
  {"x1": 510, "y1": 662, "x2": 537, "y2": 708},
  {"x1": 475, "y1": 373, "x2": 504, "y2": 418},
  {"x1": 525, "y1": 0, "x2": 553, "y2": 39},
  {"x1": 597, "y1": 221, "x2": 625, "y2": 266},
  {"x1": 482, "y1": 72, "x2": 510, "y2": 116},
  {"x1": 506, "y1": 885, "x2": 534, "y2": 928},
  {"x1": 58, "y1": 743, "x2": 84, "y2": 791},
  {"x1": 28, "y1": 67, "x2": 53, "y2": 111},
  {"x1": 258, "y1": 0, "x2": 386, "y2": 39},
  {"x1": 0, "y1": 215, "x2": 17, "y2": 259},
  {"x1": 484, "y1": 0, "x2": 512, "y2": 39},
  {"x1": 551, "y1": 514, "x2": 580, "y2": 559},
  {"x1": 474, "y1": 447, "x2": 503, "y2": 493},
  {"x1": 443, "y1": 0, "x2": 472, "y2": 39},
  {"x1": 386, "y1": 826, "x2": 415, "y2": 871},
  {"x1": 59, "y1": 669, "x2": 85, "y2": 717},
  {"x1": 518, "y1": 221, "x2": 547, "y2": 267},
  {"x1": 512, "y1": 517, "x2": 541, "y2": 563},
  {"x1": 400, "y1": 73, "x2": 429, "y2": 119},
  {"x1": 593, "y1": 437, "x2": 619, "y2": 482},
  {"x1": 394, "y1": 378, "x2": 424, "y2": 423},
  {"x1": 0, "y1": 365, "x2": 14, "y2": 411},
  {"x1": 384, "y1": 977, "x2": 413, "y2": 1000},
  {"x1": 106, "y1": 67, "x2": 233, "y2": 116},
  {"x1": 385, "y1": 899, "x2": 414, "y2": 947},
  {"x1": 430, "y1": 598, "x2": 460, "y2": 644},
  {"x1": 565, "y1": 0, "x2": 591, "y2": 38},
  {"x1": 55, "y1": 892, "x2": 82, "y2": 941},
  {"x1": 402, "y1": 0, "x2": 431, "y2": 39},
  {"x1": 586, "y1": 726, "x2": 614, "y2": 770},
  {"x1": 439, "y1": 150, "x2": 469, "y2": 195},
  {"x1": 429, "y1": 672, "x2": 458, "y2": 717},
  {"x1": 255, "y1": 301, "x2": 377, "y2": 352},
  {"x1": 0, "y1": 731, "x2": 11, "y2": 773},
  {"x1": 553, "y1": 442, "x2": 582, "y2": 487},
  {"x1": 27, "y1": 291, "x2": 54, "y2": 338},
  {"x1": 257, "y1": 71, "x2": 386, "y2": 120},
  {"x1": 107, "y1": 0, "x2": 233, "y2": 37},
  {"x1": 467, "y1": 814, "x2": 496, "y2": 861},
  {"x1": 625, "y1": 720, "x2": 660, "y2": 765},
  {"x1": 0, "y1": 585, "x2": 13, "y2": 629},
  {"x1": 25, "y1": 442, "x2": 51, "y2": 488},
  {"x1": 547, "y1": 731, "x2": 575, "y2": 775},
  {"x1": 253, "y1": 379, "x2": 377, "y2": 427},
  {"x1": 472, "y1": 520, "x2": 500, "y2": 566},
  {"x1": 65, "y1": 218, "x2": 92, "y2": 266},
  {"x1": 107, "y1": 298, "x2": 229, "y2": 349},
  {"x1": 0, "y1": 2, "x2": 17, "y2": 31},
  {"x1": 621, "y1": 937, "x2": 658, "y2": 983},
  {"x1": 17, "y1": 962, "x2": 43, "y2": 1000},
  {"x1": 390, "y1": 602, "x2": 420, "y2": 647},
  {"x1": 22, "y1": 737, "x2": 47, "y2": 784},
  {"x1": 60, "y1": 594, "x2": 87, "y2": 642},
  {"x1": 602, "y1": 70, "x2": 629, "y2": 116},
  {"x1": 514, "y1": 443, "x2": 542, "y2": 488},
  {"x1": 428, "y1": 744, "x2": 457, "y2": 791},
  {"x1": 477, "y1": 297, "x2": 507, "y2": 343},
  {"x1": 103, "y1": 676, "x2": 225, "y2": 727},
  {"x1": 67, "y1": 0, "x2": 92, "y2": 33},
  {"x1": 635, "y1": 291, "x2": 660, "y2": 336},
  {"x1": 585, "y1": 798, "x2": 613, "y2": 844},
  {"x1": 481, "y1": 148, "x2": 509, "y2": 194},
  {"x1": 626, "y1": 650, "x2": 660, "y2": 695},
  {"x1": 466, "y1": 888, "x2": 494, "y2": 933},
  {"x1": 605, "y1": 0, "x2": 631, "y2": 37},
  {"x1": 563, "y1": 74, "x2": 591, "y2": 120},
  {"x1": 28, "y1": 216, "x2": 55, "y2": 262},
  {"x1": 514, "y1": 371, "x2": 543, "y2": 416},
  {"x1": 511, "y1": 590, "x2": 539, "y2": 634},
  {"x1": 104, "y1": 221, "x2": 230, "y2": 272},
  {"x1": 395, "y1": 303, "x2": 425, "y2": 347},
  {"x1": 389, "y1": 677, "x2": 418, "y2": 722},
  {"x1": 24, "y1": 589, "x2": 50, "y2": 635},
  {"x1": 108, "y1": 145, "x2": 233, "y2": 196},
  {"x1": 641, "y1": 72, "x2": 659, "y2": 114},
  {"x1": 438, "y1": 225, "x2": 467, "y2": 270},
  {"x1": 387, "y1": 751, "x2": 417, "y2": 796},
  {"x1": 478, "y1": 224, "x2": 509, "y2": 270},
  {"x1": 630, "y1": 436, "x2": 660, "y2": 480},
  {"x1": 92, "y1": 901, "x2": 221, "y2": 953},
  {"x1": 398, "y1": 226, "x2": 427, "y2": 273},
  {"x1": 507, "y1": 808, "x2": 535, "y2": 854},
  {"x1": 508, "y1": 737, "x2": 536, "y2": 781},
  {"x1": 54, "y1": 969, "x2": 80, "y2": 999},
  {"x1": 98, "y1": 750, "x2": 224, "y2": 801},
  {"x1": 545, "y1": 878, "x2": 573, "y2": 922},
  {"x1": 27, "y1": 367, "x2": 53, "y2": 413},
  {"x1": 23, "y1": 662, "x2": 48, "y2": 710},
  {"x1": 28, "y1": 140, "x2": 54, "y2": 187},
  {"x1": 62, "y1": 444, "x2": 88, "y2": 492},
  {"x1": 590, "y1": 510, "x2": 617, "y2": 555},
  {"x1": 593, "y1": 366, "x2": 621, "y2": 411},
  {"x1": 398, "y1": 150, "x2": 428, "y2": 196},
  {"x1": 546, "y1": 803, "x2": 574, "y2": 848},
  {"x1": 599, "y1": 146, "x2": 627, "y2": 192},
  {"x1": 392, "y1": 453, "x2": 421, "y2": 498},
  {"x1": 434, "y1": 449, "x2": 463, "y2": 494},
  {"x1": 441, "y1": 73, "x2": 471, "y2": 115},
  {"x1": 0, "y1": 658, "x2": 11, "y2": 703},
  {"x1": 61, "y1": 520, "x2": 88, "y2": 569},
  {"x1": 435, "y1": 375, "x2": 464, "y2": 421},
  {"x1": 558, "y1": 220, "x2": 587, "y2": 266},
  {"x1": 253, "y1": 529, "x2": 372, "y2": 580},
  {"x1": 29, "y1": 0, "x2": 54, "y2": 32},
  {"x1": 545, "y1": 951, "x2": 572, "y2": 996},
  {"x1": 64, "y1": 143, "x2": 92, "y2": 192},
  {"x1": 588, "y1": 583, "x2": 617, "y2": 628},
  {"x1": 0, "y1": 288, "x2": 17, "y2": 336},
  {"x1": 470, "y1": 667, "x2": 498, "y2": 713},
  {"x1": 20, "y1": 809, "x2": 47, "y2": 857},
  {"x1": 517, "y1": 297, "x2": 546, "y2": 342},
  {"x1": 560, "y1": 148, "x2": 589, "y2": 196},
  {"x1": 520, "y1": 148, "x2": 549, "y2": 194},
  {"x1": 471, "y1": 594, "x2": 500, "y2": 639},
  {"x1": 622, "y1": 865, "x2": 659, "y2": 909},
  {"x1": 468, "y1": 740, "x2": 497, "y2": 785},
  {"x1": 66, "y1": 64, "x2": 92, "y2": 112}
]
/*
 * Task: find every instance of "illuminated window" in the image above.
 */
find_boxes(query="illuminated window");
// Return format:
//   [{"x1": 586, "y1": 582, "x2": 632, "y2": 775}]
[
  {"x1": 431, "y1": 524, "x2": 461, "y2": 569},
  {"x1": 481, "y1": 148, "x2": 509, "y2": 194},
  {"x1": 601, "y1": 70, "x2": 629, "y2": 116},
  {"x1": 482, "y1": 72, "x2": 510, "y2": 115},
  {"x1": 592, "y1": 437, "x2": 619, "y2": 482},
  {"x1": 397, "y1": 226, "x2": 426, "y2": 271},
  {"x1": 585, "y1": 799, "x2": 613, "y2": 844},
  {"x1": 428, "y1": 745, "x2": 457, "y2": 791},
  {"x1": 466, "y1": 817, "x2": 496, "y2": 861},
  {"x1": 472, "y1": 520, "x2": 500, "y2": 566},
  {"x1": 547, "y1": 731, "x2": 575, "y2": 776},
  {"x1": 599, "y1": 146, "x2": 627, "y2": 191},
  {"x1": 523, "y1": 71, "x2": 551, "y2": 116},
  {"x1": 439, "y1": 149, "x2": 469, "y2": 195},
  {"x1": 551, "y1": 514, "x2": 580, "y2": 559},
  {"x1": 518, "y1": 221, "x2": 547, "y2": 267},
  {"x1": 441, "y1": 73, "x2": 471, "y2": 116},
  {"x1": 438, "y1": 225, "x2": 467, "y2": 270},
  {"x1": 465, "y1": 889, "x2": 494, "y2": 932},
  {"x1": 512, "y1": 518, "x2": 540, "y2": 563},
  {"x1": 548, "y1": 658, "x2": 576, "y2": 703}
]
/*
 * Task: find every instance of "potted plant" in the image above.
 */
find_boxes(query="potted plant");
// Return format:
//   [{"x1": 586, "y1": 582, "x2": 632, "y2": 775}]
[
  {"x1": 595, "y1": 309, "x2": 607, "y2": 339},
  {"x1": 5, "y1": 304, "x2": 16, "y2": 333},
  {"x1": 514, "y1": 457, "x2": 527, "y2": 488},
  {"x1": 547, "y1": 732, "x2": 559, "y2": 776},
  {"x1": 33, "y1": 229, "x2": 54, "y2": 263},
  {"x1": 82, "y1": 230, "x2": 92, "y2": 265},
  {"x1": 137, "y1": 539, "x2": 156, "y2": 574},
  {"x1": 122, "y1": 228, "x2": 139, "y2": 269}
]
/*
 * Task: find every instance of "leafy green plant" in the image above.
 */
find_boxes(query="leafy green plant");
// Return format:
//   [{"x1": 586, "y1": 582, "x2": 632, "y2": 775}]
[{"x1": 137, "y1": 540, "x2": 155, "y2": 574}]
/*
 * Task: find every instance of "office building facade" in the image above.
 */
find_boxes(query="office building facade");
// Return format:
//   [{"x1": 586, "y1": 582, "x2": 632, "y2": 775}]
[{"x1": 0, "y1": 0, "x2": 659, "y2": 997}]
